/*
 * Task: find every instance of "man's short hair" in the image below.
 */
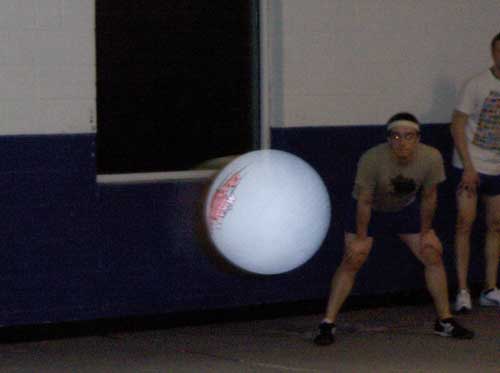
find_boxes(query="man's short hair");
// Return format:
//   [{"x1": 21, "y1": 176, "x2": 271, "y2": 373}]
[{"x1": 491, "y1": 32, "x2": 500, "y2": 51}]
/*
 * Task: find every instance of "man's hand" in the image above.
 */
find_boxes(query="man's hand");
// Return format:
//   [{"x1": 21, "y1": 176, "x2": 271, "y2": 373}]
[
  {"x1": 351, "y1": 235, "x2": 372, "y2": 252},
  {"x1": 458, "y1": 167, "x2": 479, "y2": 197},
  {"x1": 420, "y1": 230, "x2": 440, "y2": 253}
]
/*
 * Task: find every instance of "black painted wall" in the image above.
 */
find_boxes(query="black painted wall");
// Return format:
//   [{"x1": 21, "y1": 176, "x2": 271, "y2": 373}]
[{"x1": 96, "y1": 1, "x2": 259, "y2": 174}]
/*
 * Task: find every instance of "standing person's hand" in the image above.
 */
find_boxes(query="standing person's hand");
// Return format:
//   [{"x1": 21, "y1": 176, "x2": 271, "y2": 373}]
[{"x1": 459, "y1": 167, "x2": 479, "y2": 197}]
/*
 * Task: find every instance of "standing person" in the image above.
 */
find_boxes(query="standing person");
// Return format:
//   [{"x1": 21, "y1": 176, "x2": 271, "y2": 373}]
[
  {"x1": 314, "y1": 113, "x2": 474, "y2": 346},
  {"x1": 451, "y1": 32, "x2": 500, "y2": 313}
]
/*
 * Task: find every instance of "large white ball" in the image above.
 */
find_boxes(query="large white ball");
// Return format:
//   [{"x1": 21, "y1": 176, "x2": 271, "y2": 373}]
[{"x1": 205, "y1": 149, "x2": 331, "y2": 275}]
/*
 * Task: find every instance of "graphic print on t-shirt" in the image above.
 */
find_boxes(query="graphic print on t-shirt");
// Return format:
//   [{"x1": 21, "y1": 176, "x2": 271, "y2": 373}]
[
  {"x1": 390, "y1": 174, "x2": 417, "y2": 196},
  {"x1": 472, "y1": 90, "x2": 500, "y2": 152}
]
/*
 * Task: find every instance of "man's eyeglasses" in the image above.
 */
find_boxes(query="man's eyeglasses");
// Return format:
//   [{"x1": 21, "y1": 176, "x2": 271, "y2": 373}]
[{"x1": 389, "y1": 132, "x2": 420, "y2": 141}]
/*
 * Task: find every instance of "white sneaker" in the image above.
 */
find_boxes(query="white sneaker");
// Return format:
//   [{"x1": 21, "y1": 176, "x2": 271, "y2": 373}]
[
  {"x1": 454, "y1": 289, "x2": 472, "y2": 313},
  {"x1": 479, "y1": 288, "x2": 500, "y2": 307}
]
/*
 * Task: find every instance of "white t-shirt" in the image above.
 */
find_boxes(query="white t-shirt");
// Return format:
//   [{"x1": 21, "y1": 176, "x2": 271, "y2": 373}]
[{"x1": 453, "y1": 68, "x2": 500, "y2": 175}]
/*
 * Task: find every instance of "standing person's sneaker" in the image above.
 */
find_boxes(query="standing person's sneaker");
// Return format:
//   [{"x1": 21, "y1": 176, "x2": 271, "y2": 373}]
[
  {"x1": 313, "y1": 322, "x2": 336, "y2": 345},
  {"x1": 454, "y1": 289, "x2": 472, "y2": 313},
  {"x1": 434, "y1": 318, "x2": 474, "y2": 339},
  {"x1": 479, "y1": 288, "x2": 500, "y2": 306}
]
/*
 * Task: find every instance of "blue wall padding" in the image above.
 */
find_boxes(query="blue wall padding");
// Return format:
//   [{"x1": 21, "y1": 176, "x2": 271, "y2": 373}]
[
  {"x1": 0, "y1": 126, "x2": 492, "y2": 326},
  {"x1": 0, "y1": 134, "x2": 101, "y2": 326}
]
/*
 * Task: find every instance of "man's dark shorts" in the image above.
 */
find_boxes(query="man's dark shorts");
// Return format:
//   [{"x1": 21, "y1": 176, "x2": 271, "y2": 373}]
[
  {"x1": 451, "y1": 167, "x2": 500, "y2": 196},
  {"x1": 345, "y1": 198, "x2": 421, "y2": 237}
]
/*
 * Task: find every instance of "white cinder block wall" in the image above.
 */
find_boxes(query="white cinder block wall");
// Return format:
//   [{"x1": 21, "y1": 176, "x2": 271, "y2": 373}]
[
  {"x1": 1, "y1": 1, "x2": 497, "y2": 135},
  {"x1": 0, "y1": 0, "x2": 95, "y2": 135},
  {"x1": 264, "y1": 0, "x2": 500, "y2": 127}
]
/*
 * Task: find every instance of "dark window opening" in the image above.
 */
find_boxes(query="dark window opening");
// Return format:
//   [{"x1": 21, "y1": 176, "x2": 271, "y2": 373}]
[{"x1": 96, "y1": 1, "x2": 260, "y2": 174}]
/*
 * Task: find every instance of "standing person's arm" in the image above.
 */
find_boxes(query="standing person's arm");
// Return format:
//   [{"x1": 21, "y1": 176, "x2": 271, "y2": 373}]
[
  {"x1": 450, "y1": 112, "x2": 479, "y2": 196},
  {"x1": 450, "y1": 111, "x2": 473, "y2": 167}
]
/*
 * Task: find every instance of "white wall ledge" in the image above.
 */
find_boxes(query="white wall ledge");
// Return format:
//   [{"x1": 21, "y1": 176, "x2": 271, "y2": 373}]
[{"x1": 96, "y1": 170, "x2": 217, "y2": 185}]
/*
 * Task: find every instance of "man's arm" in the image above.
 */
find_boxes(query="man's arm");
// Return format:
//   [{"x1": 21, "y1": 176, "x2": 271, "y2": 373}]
[
  {"x1": 421, "y1": 184, "x2": 438, "y2": 234},
  {"x1": 450, "y1": 110, "x2": 479, "y2": 194},
  {"x1": 450, "y1": 110, "x2": 473, "y2": 169},
  {"x1": 356, "y1": 189, "x2": 373, "y2": 239}
]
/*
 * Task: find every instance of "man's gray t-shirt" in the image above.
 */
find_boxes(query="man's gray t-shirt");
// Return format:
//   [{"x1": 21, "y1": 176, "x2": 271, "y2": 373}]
[{"x1": 352, "y1": 143, "x2": 446, "y2": 212}]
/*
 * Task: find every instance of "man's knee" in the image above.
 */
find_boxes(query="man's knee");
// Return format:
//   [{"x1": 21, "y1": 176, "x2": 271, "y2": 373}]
[
  {"x1": 456, "y1": 214, "x2": 475, "y2": 234},
  {"x1": 486, "y1": 217, "x2": 500, "y2": 234},
  {"x1": 342, "y1": 245, "x2": 369, "y2": 271},
  {"x1": 420, "y1": 243, "x2": 443, "y2": 266}
]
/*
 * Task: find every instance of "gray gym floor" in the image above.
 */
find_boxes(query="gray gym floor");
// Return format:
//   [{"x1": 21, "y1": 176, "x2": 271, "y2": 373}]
[{"x1": 0, "y1": 302, "x2": 498, "y2": 372}]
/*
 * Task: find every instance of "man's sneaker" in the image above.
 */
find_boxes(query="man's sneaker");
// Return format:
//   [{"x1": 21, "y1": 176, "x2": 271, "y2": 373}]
[
  {"x1": 479, "y1": 288, "x2": 500, "y2": 307},
  {"x1": 454, "y1": 289, "x2": 472, "y2": 313},
  {"x1": 434, "y1": 318, "x2": 474, "y2": 339},
  {"x1": 313, "y1": 322, "x2": 336, "y2": 346}
]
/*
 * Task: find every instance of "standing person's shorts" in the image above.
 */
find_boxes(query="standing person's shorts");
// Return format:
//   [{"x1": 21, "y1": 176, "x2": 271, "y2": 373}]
[
  {"x1": 344, "y1": 198, "x2": 421, "y2": 236},
  {"x1": 451, "y1": 167, "x2": 500, "y2": 196}
]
